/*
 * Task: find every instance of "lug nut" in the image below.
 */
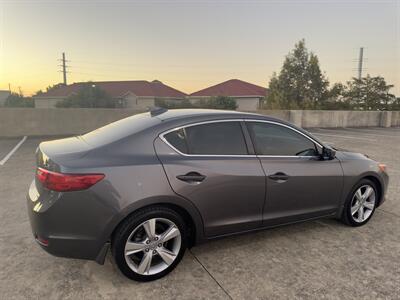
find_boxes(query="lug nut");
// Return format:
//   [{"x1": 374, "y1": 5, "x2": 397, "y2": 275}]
[
  {"x1": 146, "y1": 240, "x2": 150, "y2": 244},
  {"x1": 158, "y1": 243, "x2": 162, "y2": 247},
  {"x1": 155, "y1": 237, "x2": 159, "y2": 241},
  {"x1": 145, "y1": 248, "x2": 149, "y2": 252},
  {"x1": 153, "y1": 250, "x2": 157, "y2": 254}
]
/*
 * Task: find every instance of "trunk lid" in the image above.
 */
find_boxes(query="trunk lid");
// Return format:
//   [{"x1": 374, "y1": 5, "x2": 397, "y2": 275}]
[
  {"x1": 36, "y1": 136, "x2": 92, "y2": 171},
  {"x1": 35, "y1": 136, "x2": 92, "y2": 194}
]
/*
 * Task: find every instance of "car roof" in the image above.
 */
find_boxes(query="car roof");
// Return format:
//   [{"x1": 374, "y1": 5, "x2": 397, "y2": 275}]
[{"x1": 154, "y1": 108, "x2": 276, "y2": 122}]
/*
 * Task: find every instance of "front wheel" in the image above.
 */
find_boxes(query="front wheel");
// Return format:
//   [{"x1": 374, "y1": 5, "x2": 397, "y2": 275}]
[
  {"x1": 112, "y1": 206, "x2": 187, "y2": 281},
  {"x1": 341, "y1": 179, "x2": 377, "y2": 227}
]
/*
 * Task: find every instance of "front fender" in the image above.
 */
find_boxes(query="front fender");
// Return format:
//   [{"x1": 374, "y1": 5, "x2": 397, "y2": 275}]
[{"x1": 337, "y1": 156, "x2": 387, "y2": 217}]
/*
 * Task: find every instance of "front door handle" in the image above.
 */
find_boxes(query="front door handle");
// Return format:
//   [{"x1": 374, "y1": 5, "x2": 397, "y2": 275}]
[
  {"x1": 176, "y1": 172, "x2": 206, "y2": 183},
  {"x1": 268, "y1": 172, "x2": 289, "y2": 182}
]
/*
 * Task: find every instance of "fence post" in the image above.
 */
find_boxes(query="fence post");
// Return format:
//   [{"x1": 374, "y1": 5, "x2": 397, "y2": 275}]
[
  {"x1": 380, "y1": 111, "x2": 392, "y2": 127},
  {"x1": 289, "y1": 110, "x2": 303, "y2": 127}
]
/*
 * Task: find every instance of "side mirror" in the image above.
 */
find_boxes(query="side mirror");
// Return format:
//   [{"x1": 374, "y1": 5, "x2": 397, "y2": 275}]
[{"x1": 321, "y1": 146, "x2": 336, "y2": 160}]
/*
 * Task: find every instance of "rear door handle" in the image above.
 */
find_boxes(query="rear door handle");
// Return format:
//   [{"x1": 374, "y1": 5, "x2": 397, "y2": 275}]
[
  {"x1": 268, "y1": 172, "x2": 289, "y2": 182},
  {"x1": 176, "y1": 172, "x2": 206, "y2": 183}
]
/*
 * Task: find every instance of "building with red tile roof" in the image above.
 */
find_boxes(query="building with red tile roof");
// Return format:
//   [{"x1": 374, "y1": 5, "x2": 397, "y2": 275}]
[
  {"x1": 34, "y1": 80, "x2": 187, "y2": 109},
  {"x1": 190, "y1": 79, "x2": 267, "y2": 111}
]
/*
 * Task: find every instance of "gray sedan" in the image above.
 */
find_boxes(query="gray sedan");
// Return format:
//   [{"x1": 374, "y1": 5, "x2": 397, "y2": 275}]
[{"x1": 27, "y1": 109, "x2": 389, "y2": 281}]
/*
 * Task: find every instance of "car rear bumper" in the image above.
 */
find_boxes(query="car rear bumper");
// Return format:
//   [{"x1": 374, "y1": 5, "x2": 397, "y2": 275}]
[{"x1": 26, "y1": 180, "x2": 110, "y2": 263}]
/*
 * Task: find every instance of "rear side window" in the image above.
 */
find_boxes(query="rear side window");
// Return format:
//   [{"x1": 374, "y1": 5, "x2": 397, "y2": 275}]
[
  {"x1": 82, "y1": 112, "x2": 159, "y2": 147},
  {"x1": 247, "y1": 122, "x2": 317, "y2": 156},
  {"x1": 164, "y1": 121, "x2": 248, "y2": 155},
  {"x1": 163, "y1": 128, "x2": 188, "y2": 154}
]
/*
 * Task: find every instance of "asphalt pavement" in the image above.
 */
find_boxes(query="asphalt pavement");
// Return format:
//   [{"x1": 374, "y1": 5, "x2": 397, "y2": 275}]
[{"x1": 0, "y1": 127, "x2": 399, "y2": 299}]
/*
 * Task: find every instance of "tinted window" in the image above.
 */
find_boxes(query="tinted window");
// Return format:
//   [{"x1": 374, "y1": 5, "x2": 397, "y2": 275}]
[
  {"x1": 186, "y1": 122, "x2": 247, "y2": 155},
  {"x1": 247, "y1": 122, "x2": 317, "y2": 156},
  {"x1": 164, "y1": 128, "x2": 189, "y2": 154},
  {"x1": 164, "y1": 121, "x2": 248, "y2": 155},
  {"x1": 83, "y1": 112, "x2": 159, "y2": 147}
]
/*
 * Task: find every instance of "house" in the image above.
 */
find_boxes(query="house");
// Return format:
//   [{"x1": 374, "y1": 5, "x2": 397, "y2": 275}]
[
  {"x1": 33, "y1": 80, "x2": 187, "y2": 109},
  {"x1": 0, "y1": 90, "x2": 11, "y2": 106},
  {"x1": 189, "y1": 79, "x2": 267, "y2": 111}
]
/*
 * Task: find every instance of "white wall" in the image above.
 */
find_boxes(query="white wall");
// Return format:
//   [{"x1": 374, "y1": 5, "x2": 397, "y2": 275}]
[
  {"x1": 188, "y1": 97, "x2": 203, "y2": 105},
  {"x1": 1, "y1": 108, "x2": 398, "y2": 137},
  {"x1": 235, "y1": 97, "x2": 260, "y2": 111},
  {"x1": 124, "y1": 94, "x2": 155, "y2": 109},
  {"x1": 34, "y1": 97, "x2": 59, "y2": 108},
  {"x1": 0, "y1": 91, "x2": 10, "y2": 106},
  {"x1": 35, "y1": 95, "x2": 156, "y2": 109},
  {"x1": 124, "y1": 94, "x2": 138, "y2": 108}
]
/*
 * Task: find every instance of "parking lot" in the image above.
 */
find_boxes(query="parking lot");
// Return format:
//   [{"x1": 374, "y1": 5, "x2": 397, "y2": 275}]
[{"x1": 0, "y1": 127, "x2": 399, "y2": 300}]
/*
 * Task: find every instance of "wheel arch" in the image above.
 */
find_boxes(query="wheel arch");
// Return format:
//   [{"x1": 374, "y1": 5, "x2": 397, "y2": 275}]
[
  {"x1": 337, "y1": 171, "x2": 385, "y2": 218},
  {"x1": 106, "y1": 196, "x2": 205, "y2": 249},
  {"x1": 362, "y1": 175, "x2": 383, "y2": 206}
]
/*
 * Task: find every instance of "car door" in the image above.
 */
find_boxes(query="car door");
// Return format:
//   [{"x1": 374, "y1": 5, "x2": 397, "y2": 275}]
[
  {"x1": 245, "y1": 120, "x2": 344, "y2": 226},
  {"x1": 154, "y1": 120, "x2": 266, "y2": 237}
]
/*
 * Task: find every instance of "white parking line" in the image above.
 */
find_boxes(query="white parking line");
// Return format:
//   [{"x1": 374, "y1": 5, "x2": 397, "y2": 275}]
[{"x1": 0, "y1": 136, "x2": 28, "y2": 166}]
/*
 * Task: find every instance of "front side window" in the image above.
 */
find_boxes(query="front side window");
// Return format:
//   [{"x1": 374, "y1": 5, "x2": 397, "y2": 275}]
[
  {"x1": 163, "y1": 121, "x2": 248, "y2": 155},
  {"x1": 247, "y1": 122, "x2": 318, "y2": 156}
]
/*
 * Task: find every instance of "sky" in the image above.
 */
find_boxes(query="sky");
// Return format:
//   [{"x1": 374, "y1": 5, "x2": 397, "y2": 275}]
[{"x1": 0, "y1": 0, "x2": 399, "y2": 96}]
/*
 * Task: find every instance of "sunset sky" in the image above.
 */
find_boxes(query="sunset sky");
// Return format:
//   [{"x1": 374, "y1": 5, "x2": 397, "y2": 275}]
[{"x1": 1, "y1": 0, "x2": 399, "y2": 96}]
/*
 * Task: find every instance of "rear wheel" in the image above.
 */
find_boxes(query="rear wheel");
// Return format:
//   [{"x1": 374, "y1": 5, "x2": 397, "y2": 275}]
[
  {"x1": 112, "y1": 206, "x2": 187, "y2": 281},
  {"x1": 341, "y1": 179, "x2": 377, "y2": 226}
]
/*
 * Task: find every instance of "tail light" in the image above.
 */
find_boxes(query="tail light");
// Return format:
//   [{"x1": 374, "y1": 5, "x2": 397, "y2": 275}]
[
  {"x1": 36, "y1": 167, "x2": 105, "y2": 192},
  {"x1": 35, "y1": 235, "x2": 49, "y2": 247}
]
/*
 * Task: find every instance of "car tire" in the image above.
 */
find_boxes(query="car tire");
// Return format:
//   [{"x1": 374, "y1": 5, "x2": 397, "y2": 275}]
[
  {"x1": 341, "y1": 179, "x2": 378, "y2": 227},
  {"x1": 112, "y1": 206, "x2": 187, "y2": 281}
]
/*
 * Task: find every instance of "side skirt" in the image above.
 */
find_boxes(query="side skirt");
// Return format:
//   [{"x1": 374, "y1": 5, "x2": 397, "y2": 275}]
[{"x1": 202, "y1": 212, "x2": 337, "y2": 243}]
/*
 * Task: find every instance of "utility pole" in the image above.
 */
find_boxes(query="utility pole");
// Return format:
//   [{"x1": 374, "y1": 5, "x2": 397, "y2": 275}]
[
  {"x1": 62, "y1": 52, "x2": 67, "y2": 85},
  {"x1": 8, "y1": 83, "x2": 11, "y2": 93},
  {"x1": 58, "y1": 52, "x2": 69, "y2": 85},
  {"x1": 358, "y1": 47, "x2": 364, "y2": 80}
]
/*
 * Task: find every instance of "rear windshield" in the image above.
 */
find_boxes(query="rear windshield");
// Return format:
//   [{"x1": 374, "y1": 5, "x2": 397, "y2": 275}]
[{"x1": 82, "y1": 112, "x2": 160, "y2": 146}]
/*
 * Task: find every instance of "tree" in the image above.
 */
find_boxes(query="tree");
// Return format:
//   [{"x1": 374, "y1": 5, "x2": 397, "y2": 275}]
[
  {"x1": 344, "y1": 75, "x2": 396, "y2": 110},
  {"x1": 34, "y1": 83, "x2": 66, "y2": 97},
  {"x1": 157, "y1": 96, "x2": 237, "y2": 110},
  {"x1": 4, "y1": 93, "x2": 34, "y2": 107},
  {"x1": 264, "y1": 73, "x2": 285, "y2": 109},
  {"x1": 203, "y1": 96, "x2": 237, "y2": 110},
  {"x1": 56, "y1": 83, "x2": 115, "y2": 108},
  {"x1": 390, "y1": 97, "x2": 400, "y2": 110},
  {"x1": 156, "y1": 98, "x2": 194, "y2": 109},
  {"x1": 321, "y1": 83, "x2": 352, "y2": 110},
  {"x1": 266, "y1": 39, "x2": 329, "y2": 109},
  {"x1": 305, "y1": 53, "x2": 330, "y2": 108}
]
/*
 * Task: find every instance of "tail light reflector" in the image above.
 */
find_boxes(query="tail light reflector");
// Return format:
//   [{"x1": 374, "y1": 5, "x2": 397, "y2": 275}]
[
  {"x1": 36, "y1": 167, "x2": 105, "y2": 192},
  {"x1": 35, "y1": 235, "x2": 49, "y2": 247}
]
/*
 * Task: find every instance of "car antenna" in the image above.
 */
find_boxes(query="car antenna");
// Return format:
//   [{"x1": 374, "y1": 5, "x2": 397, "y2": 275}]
[{"x1": 149, "y1": 106, "x2": 168, "y2": 117}]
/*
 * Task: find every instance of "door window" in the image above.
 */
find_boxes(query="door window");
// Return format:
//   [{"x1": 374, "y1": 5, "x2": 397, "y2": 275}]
[
  {"x1": 247, "y1": 122, "x2": 318, "y2": 156},
  {"x1": 163, "y1": 121, "x2": 248, "y2": 155}
]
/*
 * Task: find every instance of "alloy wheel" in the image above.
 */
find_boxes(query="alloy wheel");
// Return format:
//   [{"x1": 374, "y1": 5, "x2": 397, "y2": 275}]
[
  {"x1": 124, "y1": 218, "x2": 181, "y2": 275},
  {"x1": 350, "y1": 185, "x2": 376, "y2": 223}
]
